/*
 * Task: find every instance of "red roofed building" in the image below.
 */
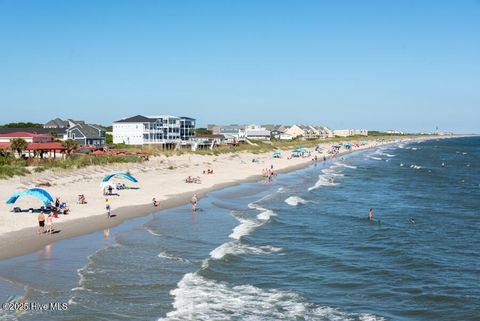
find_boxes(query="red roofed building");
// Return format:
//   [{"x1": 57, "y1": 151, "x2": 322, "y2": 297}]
[
  {"x1": 0, "y1": 141, "x2": 66, "y2": 158},
  {"x1": 0, "y1": 132, "x2": 54, "y2": 143}
]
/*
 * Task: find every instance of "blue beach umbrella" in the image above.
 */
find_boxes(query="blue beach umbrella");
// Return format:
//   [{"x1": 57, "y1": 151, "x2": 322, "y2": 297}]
[
  {"x1": 6, "y1": 188, "x2": 54, "y2": 206},
  {"x1": 102, "y1": 173, "x2": 138, "y2": 183}
]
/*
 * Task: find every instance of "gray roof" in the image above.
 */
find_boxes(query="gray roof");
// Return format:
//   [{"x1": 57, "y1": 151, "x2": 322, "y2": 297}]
[
  {"x1": 115, "y1": 115, "x2": 195, "y2": 123},
  {"x1": 261, "y1": 124, "x2": 284, "y2": 131},
  {"x1": 114, "y1": 115, "x2": 153, "y2": 123},
  {"x1": 180, "y1": 116, "x2": 196, "y2": 120},
  {"x1": 0, "y1": 128, "x2": 67, "y2": 135},
  {"x1": 44, "y1": 118, "x2": 69, "y2": 128},
  {"x1": 68, "y1": 123, "x2": 105, "y2": 138}
]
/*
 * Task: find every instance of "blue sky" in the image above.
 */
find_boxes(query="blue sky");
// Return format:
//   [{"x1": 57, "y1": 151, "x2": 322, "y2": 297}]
[{"x1": 0, "y1": 0, "x2": 479, "y2": 133}]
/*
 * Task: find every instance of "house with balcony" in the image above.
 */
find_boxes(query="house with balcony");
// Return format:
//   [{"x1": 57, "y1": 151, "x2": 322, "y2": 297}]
[
  {"x1": 208, "y1": 124, "x2": 246, "y2": 144},
  {"x1": 284, "y1": 124, "x2": 334, "y2": 140},
  {"x1": 244, "y1": 125, "x2": 271, "y2": 141},
  {"x1": 333, "y1": 129, "x2": 368, "y2": 137},
  {"x1": 113, "y1": 115, "x2": 196, "y2": 147},
  {"x1": 191, "y1": 134, "x2": 224, "y2": 150}
]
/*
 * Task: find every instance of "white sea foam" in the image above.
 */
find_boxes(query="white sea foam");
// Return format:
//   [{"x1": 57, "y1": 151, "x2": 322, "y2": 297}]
[
  {"x1": 374, "y1": 150, "x2": 396, "y2": 157},
  {"x1": 145, "y1": 226, "x2": 162, "y2": 237},
  {"x1": 333, "y1": 162, "x2": 357, "y2": 169},
  {"x1": 321, "y1": 168, "x2": 344, "y2": 177},
  {"x1": 308, "y1": 175, "x2": 338, "y2": 191},
  {"x1": 400, "y1": 163, "x2": 404, "y2": 167},
  {"x1": 257, "y1": 209, "x2": 277, "y2": 221},
  {"x1": 229, "y1": 217, "x2": 260, "y2": 240},
  {"x1": 158, "y1": 273, "x2": 386, "y2": 321},
  {"x1": 284, "y1": 196, "x2": 309, "y2": 206},
  {"x1": 210, "y1": 243, "x2": 282, "y2": 260},
  {"x1": 369, "y1": 156, "x2": 382, "y2": 161},
  {"x1": 410, "y1": 165, "x2": 423, "y2": 169},
  {"x1": 247, "y1": 202, "x2": 267, "y2": 211},
  {"x1": 158, "y1": 251, "x2": 191, "y2": 264}
]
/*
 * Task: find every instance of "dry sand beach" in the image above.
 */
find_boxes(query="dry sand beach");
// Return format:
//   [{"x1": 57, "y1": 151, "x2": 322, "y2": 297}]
[{"x1": 0, "y1": 138, "x2": 427, "y2": 259}]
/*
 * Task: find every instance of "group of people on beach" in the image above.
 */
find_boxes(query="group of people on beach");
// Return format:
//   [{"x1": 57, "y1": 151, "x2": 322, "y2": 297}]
[
  {"x1": 37, "y1": 211, "x2": 54, "y2": 235},
  {"x1": 262, "y1": 166, "x2": 276, "y2": 182}
]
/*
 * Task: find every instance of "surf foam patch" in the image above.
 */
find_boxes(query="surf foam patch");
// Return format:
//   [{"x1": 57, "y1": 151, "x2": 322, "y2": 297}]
[{"x1": 159, "y1": 273, "x2": 387, "y2": 321}]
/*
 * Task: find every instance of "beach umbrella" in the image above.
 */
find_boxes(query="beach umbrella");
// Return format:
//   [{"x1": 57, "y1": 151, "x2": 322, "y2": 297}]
[
  {"x1": 102, "y1": 172, "x2": 138, "y2": 183},
  {"x1": 6, "y1": 188, "x2": 54, "y2": 206},
  {"x1": 100, "y1": 181, "x2": 117, "y2": 190}
]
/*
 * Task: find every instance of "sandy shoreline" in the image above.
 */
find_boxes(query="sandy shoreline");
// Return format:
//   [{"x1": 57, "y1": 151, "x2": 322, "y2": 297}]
[{"x1": 0, "y1": 136, "x2": 448, "y2": 260}]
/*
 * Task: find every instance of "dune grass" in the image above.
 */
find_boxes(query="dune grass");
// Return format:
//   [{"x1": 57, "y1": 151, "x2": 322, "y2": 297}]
[{"x1": 0, "y1": 165, "x2": 30, "y2": 179}]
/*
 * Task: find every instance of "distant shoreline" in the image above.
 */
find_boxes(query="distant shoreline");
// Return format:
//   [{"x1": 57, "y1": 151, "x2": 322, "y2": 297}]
[{"x1": 0, "y1": 135, "x2": 469, "y2": 261}]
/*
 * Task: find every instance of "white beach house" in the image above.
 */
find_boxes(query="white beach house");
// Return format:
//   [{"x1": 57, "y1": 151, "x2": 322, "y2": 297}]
[
  {"x1": 113, "y1": 115, "x2": 196, "y2": 147},
  {"x1": 284, "y1": 125, "x2": 334, "y2": 139},
  {"x1": 333, "y1": 129, "x2": 368, "y2": 137},
  {"x1": 244, "y1": 125, "x2": 271, "y2": 140}
]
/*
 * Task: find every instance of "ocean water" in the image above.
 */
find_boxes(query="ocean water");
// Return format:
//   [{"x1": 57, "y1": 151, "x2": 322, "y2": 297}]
[{"x1": 0, "y1": 137, "x2": 479, "y2": 321}]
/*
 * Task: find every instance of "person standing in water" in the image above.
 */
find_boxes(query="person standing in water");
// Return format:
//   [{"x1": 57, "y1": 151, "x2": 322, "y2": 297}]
[
  {"x1": 191, "y1": 194, "x2": 198, "y2": 212},
  {"x1": 106, "y1": 198, "x2": 111, "y2": 218},
  {"x1": 368, "y1": 208, "x2": 373, "y2": 221}
]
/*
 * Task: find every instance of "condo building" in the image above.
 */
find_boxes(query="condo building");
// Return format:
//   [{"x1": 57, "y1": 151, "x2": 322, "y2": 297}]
[{"x1": 113, "y1": 115, "x2": 195, "y2": 146}]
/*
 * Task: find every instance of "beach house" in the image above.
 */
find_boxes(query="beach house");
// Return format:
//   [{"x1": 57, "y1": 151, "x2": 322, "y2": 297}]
[
  {"x1": 244, "y1": 125, "x2": 271, "y2": 141},
  {"x1": 284, "y1": 124, "x2": 333, "y2": 140},
  {"x1": 113, "y1": 115, "x2": 196, "y2": 147},
  {"x1": 190, "y1": 134, "x2": 224, "y2": 150},
  {"x1": 333, "y1": 129, "x2": 368, "y2": 137},
  {"x1": 208, "y1": 124, "x2": 246, "y2": 144},
  {"x1": 66, "y1": 123, "x2": 106, "y2": 147}
]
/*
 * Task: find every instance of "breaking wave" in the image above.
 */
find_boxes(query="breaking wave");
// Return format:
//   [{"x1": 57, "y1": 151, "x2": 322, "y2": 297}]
[
  {"x1": 159, "y1": 273, "x2": 386, "y2": 321},
  {"x1": 284, "y1": 196, "x2": 309, "y2": 206}
]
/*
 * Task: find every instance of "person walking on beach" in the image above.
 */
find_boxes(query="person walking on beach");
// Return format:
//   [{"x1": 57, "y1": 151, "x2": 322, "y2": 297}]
[
  {"x1": 106, "y1": 198, "x2": 111, "y2": 218},
  {"x1": 368, "y1": 208, "x2": 374, "y2": 221},
  {"x1": 38, "y1": 211, "x2": 45, "y2": 234},
  {"x1": 46, "y1": 214, "x2": 53, "y2": 234},
  {"x1": 191, "y1": 194, "x2": 198, "y2": 212}
]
